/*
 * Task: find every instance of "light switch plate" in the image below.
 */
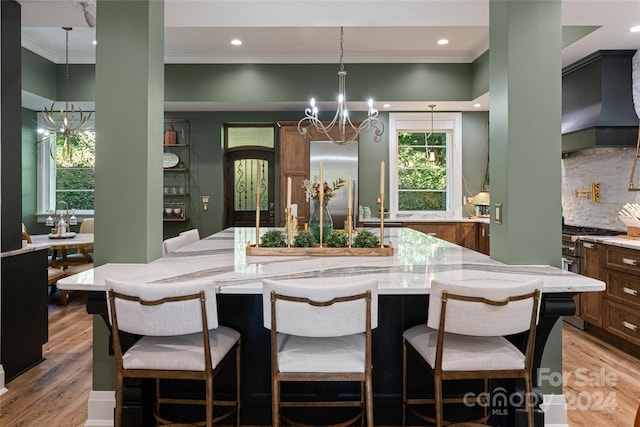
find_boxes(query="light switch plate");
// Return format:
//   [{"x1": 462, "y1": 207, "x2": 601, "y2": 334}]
[{"x1": 495, "y1": 203, "x2": 502, "y2": 224}]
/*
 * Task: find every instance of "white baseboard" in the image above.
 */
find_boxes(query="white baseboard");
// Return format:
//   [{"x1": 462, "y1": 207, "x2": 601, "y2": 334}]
[
  {"x1": 0, "y1": 364, "x2": 7, "y2": 396},
  {"x1": 84, "y1": 390, "x2": 115, "y2": 427},
  {"x1": 542, "y1": 393, "x2": 569, "y2": 427}
]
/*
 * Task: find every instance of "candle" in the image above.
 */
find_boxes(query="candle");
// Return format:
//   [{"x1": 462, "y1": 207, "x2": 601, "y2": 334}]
[
  {"x1": 380, "y1": 161, "x2": 385, "y2": 196},
  {"x1": 319, "y1": 162, "x2": 324, "y2": 202},
  {"x1": 287, "y1": 176, "x2": 292, "y2": 212},
  {"x1": 348, "y1": 176, "x2": 352, "y2": 212},
  {"x1": 255, "y1": 164, "x2": 261, "y2": 242}
]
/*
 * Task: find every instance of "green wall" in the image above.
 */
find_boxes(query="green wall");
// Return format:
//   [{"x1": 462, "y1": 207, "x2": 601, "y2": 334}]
[{"x1": 21, "y1": 108, "x2": 38, "y2": 234}]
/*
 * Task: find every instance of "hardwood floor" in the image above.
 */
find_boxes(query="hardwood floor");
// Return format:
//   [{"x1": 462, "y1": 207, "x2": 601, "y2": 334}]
[
  {"x1": 1, "y1": 294, "x2": 638, "y2": 426},
  {"x1": 562, "y1": 322, "x2": 640, "y2": 427},
  {"x1": 0, "y1": 291, "x2": 92, "y2": 427}
]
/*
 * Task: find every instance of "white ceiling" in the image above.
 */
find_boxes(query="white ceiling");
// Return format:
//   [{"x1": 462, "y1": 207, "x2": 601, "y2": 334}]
[{"x1": 16, "y1": 0, "x2": 640, "y2": 112}]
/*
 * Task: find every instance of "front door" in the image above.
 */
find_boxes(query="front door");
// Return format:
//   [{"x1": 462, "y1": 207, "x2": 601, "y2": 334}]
[{"x1": 223, "y1": 125, "x2": 276, "y2": 228}]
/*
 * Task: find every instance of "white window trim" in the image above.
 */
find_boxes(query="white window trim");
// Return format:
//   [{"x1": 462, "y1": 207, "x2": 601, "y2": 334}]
[
  {"x1": 388, "y1": 112, "x2": 462, "y2": 219},
  {"x1": 36, "y1": 113, "x2": 95, "y2": 222}
]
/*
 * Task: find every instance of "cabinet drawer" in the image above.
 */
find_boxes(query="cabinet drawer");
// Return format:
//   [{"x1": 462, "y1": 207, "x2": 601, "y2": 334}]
[
  {"x1": 404, "y1": 223, "x2": 460, "y2": 245},
  {"x1": 603, "y1": 268, "x2": 640, "y2": 309},
  {"x1": 604, "y1": 246, "x2": 640, "y2": 273},
  {"x1": 603, "y1": 300, "x2": 640, "y2": 347}
]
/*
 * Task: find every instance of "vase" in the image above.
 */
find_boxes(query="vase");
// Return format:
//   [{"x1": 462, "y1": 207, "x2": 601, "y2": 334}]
[{"x1": 309, "y1": 199, "x2": 333, "y2": 243}]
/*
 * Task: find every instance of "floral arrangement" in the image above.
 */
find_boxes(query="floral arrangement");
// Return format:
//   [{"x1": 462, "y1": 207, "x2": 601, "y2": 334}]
[{"x1": 302, "y1": 176, "x2": 346, "y2": 201}]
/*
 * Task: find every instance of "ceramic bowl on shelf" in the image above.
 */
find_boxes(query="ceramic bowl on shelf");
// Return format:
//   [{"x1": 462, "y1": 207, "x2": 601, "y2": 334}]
[
  {"x1": 164, "y1": 207, "x2": 173, "y2": 215},
  {"x1": 173, "y1": 208, "x2": 182, "y2": 216}
]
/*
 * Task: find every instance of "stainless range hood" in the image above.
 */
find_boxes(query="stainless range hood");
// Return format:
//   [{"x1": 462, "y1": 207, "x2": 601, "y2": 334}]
[{"x1": 562, "y1": 50, "x2": 639, "y2": 153}]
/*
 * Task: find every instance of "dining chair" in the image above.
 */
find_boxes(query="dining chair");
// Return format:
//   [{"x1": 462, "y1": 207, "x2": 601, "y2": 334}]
[
  {"x1": 63, "y1": 218, "x2": 94, "y2": 264},
  {"x1": 402, "y1": 278, "x2": 542, "y2": 427},
  {"x1": 21, "y1": 223, "x2": 33, "y2": 243},
  {"x1": 162, "y1": 234, "x2": 190, "y2": 255},
  {"x1": 180, "y1": 228, "x2": 200, "y2": 244},
  {"x1": 262, "y1": 278, "x2": 378, "y2": 427},
  {"x1": 106, "y1": 279, "x2": 241, "y2": 427}
]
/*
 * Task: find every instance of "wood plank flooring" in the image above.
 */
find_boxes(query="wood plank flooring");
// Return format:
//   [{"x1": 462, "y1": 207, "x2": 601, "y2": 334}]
[
  {"x1": 1, "y1": 294, "x2": 638, "y2": 426},
  {"x1": 562, "y1": 322, "x2": 640, "y2": 427},
  {"x1": 0, "y1": 291, "x2": 92, "y2": 427}
]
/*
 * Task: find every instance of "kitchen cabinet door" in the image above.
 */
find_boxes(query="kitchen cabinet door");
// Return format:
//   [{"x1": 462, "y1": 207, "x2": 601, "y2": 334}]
[
  {"x1": 404, "y1": 222, "x2": 460, "y2": 245},
  {"x1": 460, "y1": 222, "x2": 478, "y2": 251},
  {"x1": 581, "y1": 241, "x2": 603, "y2": 327},
  {"x1": 478, "y1": 223, "x2": 490, "y2": 255}
]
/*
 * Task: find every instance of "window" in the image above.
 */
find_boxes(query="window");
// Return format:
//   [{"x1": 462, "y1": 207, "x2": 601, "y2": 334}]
[
  {"x1": 37, "y1": 113, "x2": 96, "y2": 219},
  {"x1": 389, "y1": 112, "x2": 462, "y2": 218}
]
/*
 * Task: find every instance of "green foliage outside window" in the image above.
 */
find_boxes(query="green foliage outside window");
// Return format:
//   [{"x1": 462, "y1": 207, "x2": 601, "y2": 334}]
[
  {"x1": 56, "y1": 131, "x2": 95, "y2": 210},
  {"x1": 397, "y1": 132, "x2": 448, "y2": 211}
]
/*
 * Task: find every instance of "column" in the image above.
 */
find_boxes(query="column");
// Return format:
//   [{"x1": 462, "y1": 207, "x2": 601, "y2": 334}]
[{"x1": 92, "y1": 0, "x2": 164, "y2": 402}]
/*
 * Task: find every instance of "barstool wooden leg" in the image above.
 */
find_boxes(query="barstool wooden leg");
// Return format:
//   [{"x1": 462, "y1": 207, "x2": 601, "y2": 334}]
[
  {"x1": 434, "y1": 373, "x2": 443, "y2": 427},
  {"x1": 272, "y1": 374, "x2": 280, "y2": 427},
  {"x1": 402, "y1": 339, "x2": 407, "y2": 427}
]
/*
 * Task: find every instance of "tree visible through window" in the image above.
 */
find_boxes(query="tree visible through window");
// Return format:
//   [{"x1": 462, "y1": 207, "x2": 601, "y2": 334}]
[
  {"x1": 397, "y1": 131, "x2": 449, "y2": 211},
  {"x1": 55, "y1": 131, "x2": 95, "y2": 210}
]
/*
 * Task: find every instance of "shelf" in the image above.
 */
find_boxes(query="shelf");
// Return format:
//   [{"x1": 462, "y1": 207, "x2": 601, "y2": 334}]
[
  {"x1": 163, "y1": 217, "x2": 189, "y2": 222},
  {"x1": 163, "y1": 119, "x2": 190, "y2": 225}
]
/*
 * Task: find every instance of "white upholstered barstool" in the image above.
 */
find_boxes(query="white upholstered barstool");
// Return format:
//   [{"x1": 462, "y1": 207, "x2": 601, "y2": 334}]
[
  {"x1": 106, "y1": 279, "x2": 241, "y2": 427},
  {"x1": 179, "y1": 228, "x2": 200, "y2": 244},
  {"x1": 402, "y1": 278, "x2": 542, "y2": 427},
  {"x1": 263, "y1": 279, "x2": 378, "y2": 427},
  {"x1": 162, "y1": 234, "x2": 190, "y2": 255}
]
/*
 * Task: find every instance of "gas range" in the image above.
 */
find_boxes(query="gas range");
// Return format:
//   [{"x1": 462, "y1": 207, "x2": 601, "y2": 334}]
[{"x1": 561, "y1": 225, "x2": 625, "y2": 237}]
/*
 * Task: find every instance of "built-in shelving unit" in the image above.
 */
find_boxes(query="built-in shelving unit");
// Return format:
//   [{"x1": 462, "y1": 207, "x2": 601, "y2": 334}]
[{"x1": 163, "y1": 119, "x2": 190, "y2": 222}]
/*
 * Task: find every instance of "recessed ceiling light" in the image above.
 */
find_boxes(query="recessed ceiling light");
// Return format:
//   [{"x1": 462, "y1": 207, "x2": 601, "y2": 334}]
[
  {"x1": 383, "y1": 103, "x2": 391, "y2": 108},
  {"x1": 231, "y1": 39, "x2": 242, "y2": 46},
  {"x1": 473, "y1": 103, "x2": 481, "y2": 108},
  {"x1": 630, "y1": 25, "x2": 640, "y2": 33},
  {"x1": 437, "y1": 39, "x2": 449, "y2": 46}
]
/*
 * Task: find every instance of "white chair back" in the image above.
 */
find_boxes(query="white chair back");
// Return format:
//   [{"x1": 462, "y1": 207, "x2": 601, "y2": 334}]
[
  {"x1": 163, "y1": 234, "x2": 189, "y2": 254},
  {"x1": 179, "y1": 228, "x2": 200, "y2": 244},
  {"x1": 427, "y1": 278, "x2": 542, "y2": 337},
  {"x1": 263, "y1": 279, "x2": 378, "y2": 337},
  {"x1": 79, "y1": 218, "x2": 94, "y2": 233},
  {"x1": 106, "y1": 279, "x2": 219, "y2": 336}
]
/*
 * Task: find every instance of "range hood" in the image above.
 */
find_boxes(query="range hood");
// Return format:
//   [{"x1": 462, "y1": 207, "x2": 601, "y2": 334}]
[{"x1": 562, "y1": 50, "x2": 639, "y2": 153}]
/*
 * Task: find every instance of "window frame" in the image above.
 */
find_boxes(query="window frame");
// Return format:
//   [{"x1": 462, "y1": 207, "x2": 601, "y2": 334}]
[
  {"x1": 36, "y1": 113, "x2": 96, "y2": 222},
  {"x1": 388, "y1": 112, "x2": 462, "y2": 219}
]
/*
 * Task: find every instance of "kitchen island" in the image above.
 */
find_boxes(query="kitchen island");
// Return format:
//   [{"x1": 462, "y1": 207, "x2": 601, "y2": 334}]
[{"x1": 59, "y1": 227, "x2": 604, "y2": 426}]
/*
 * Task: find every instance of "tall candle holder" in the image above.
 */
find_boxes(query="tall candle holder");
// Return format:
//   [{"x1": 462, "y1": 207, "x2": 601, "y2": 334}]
[{"x1": 379, "y1": 193, "x2": 385, "y2": 247}]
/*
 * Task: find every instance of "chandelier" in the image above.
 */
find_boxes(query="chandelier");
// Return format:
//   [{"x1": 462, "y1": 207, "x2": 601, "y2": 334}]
[
  {"x1": 297, "y1": 27, "x2": 384, "y2": 145},
  {"x1": 40, "y1": 27, "x2": 93, "y2": 160}
]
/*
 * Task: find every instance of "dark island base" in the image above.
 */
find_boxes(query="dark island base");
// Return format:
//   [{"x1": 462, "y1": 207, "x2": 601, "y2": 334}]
[{"x1": 88, "y1": 292, "x2": 575, "y2": 426}]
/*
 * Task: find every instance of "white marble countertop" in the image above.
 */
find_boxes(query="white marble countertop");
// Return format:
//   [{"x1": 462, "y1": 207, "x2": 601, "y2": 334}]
[
  {"x1": 580, "y1": 235, "x2": 640, "y2": 250},
  {"x1": 360, "y1": 215, "x2": 489, "y2": 224},
  {"x1": 57, "y1": 227, "x2": 603, "y2": 295}
]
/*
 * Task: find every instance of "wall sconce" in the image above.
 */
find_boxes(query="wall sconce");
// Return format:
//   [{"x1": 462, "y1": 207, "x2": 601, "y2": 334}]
[{"x1": 201, "y1": 195, "x2": 210, "y2": 211}]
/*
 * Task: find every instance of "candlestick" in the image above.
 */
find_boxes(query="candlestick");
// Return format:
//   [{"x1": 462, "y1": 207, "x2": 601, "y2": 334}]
[
  {"x1": 287, "y1": 176, "x2": 292, "y2": 209},
  {"x1": 319, "y1": 162, "x2": 324, "y2": 246},
  {"x1": 255, "y1": 164, "x2": 261, "y2": 246},
  {"x1": 348, "y1": 176, "x2": 352, "y2": 212},
  {"x1": 380, "y1": 161, "x2": 385, "y2": 196},
  {"x1": 319, "y1": 162, "x2": 324, "y2": 202}
]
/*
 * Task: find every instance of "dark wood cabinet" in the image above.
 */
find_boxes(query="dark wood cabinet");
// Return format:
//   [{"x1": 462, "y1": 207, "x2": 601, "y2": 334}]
[
  {"x1": 580, "y1": 241, "x2": 603, "y2": 327},
  {"x1": 478, "y1": 223, "x2": 490, "y2": 255},
  {"x1": 579, "y1": 243, "x2": 640, "y2": 356},
  {"x1": 460, "y1": 222, "x2": 478, "y2": 251},
  {"x1": 404, "y1": 222, "x2": 460, "y2": 245}
]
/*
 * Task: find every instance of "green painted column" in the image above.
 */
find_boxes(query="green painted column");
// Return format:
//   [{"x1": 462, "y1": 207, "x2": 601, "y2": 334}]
[
  {"x1": 489, "y1": 0, "x2": 563, "y2": 396},
  {"x1": 93, "y1": 0, "x2": 164, "y2": 390}
]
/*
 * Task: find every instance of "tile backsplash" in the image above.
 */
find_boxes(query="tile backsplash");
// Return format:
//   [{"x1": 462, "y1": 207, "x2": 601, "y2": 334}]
[{"x1": 562, "y1": 147, "x2": 640, "y2": 231}]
